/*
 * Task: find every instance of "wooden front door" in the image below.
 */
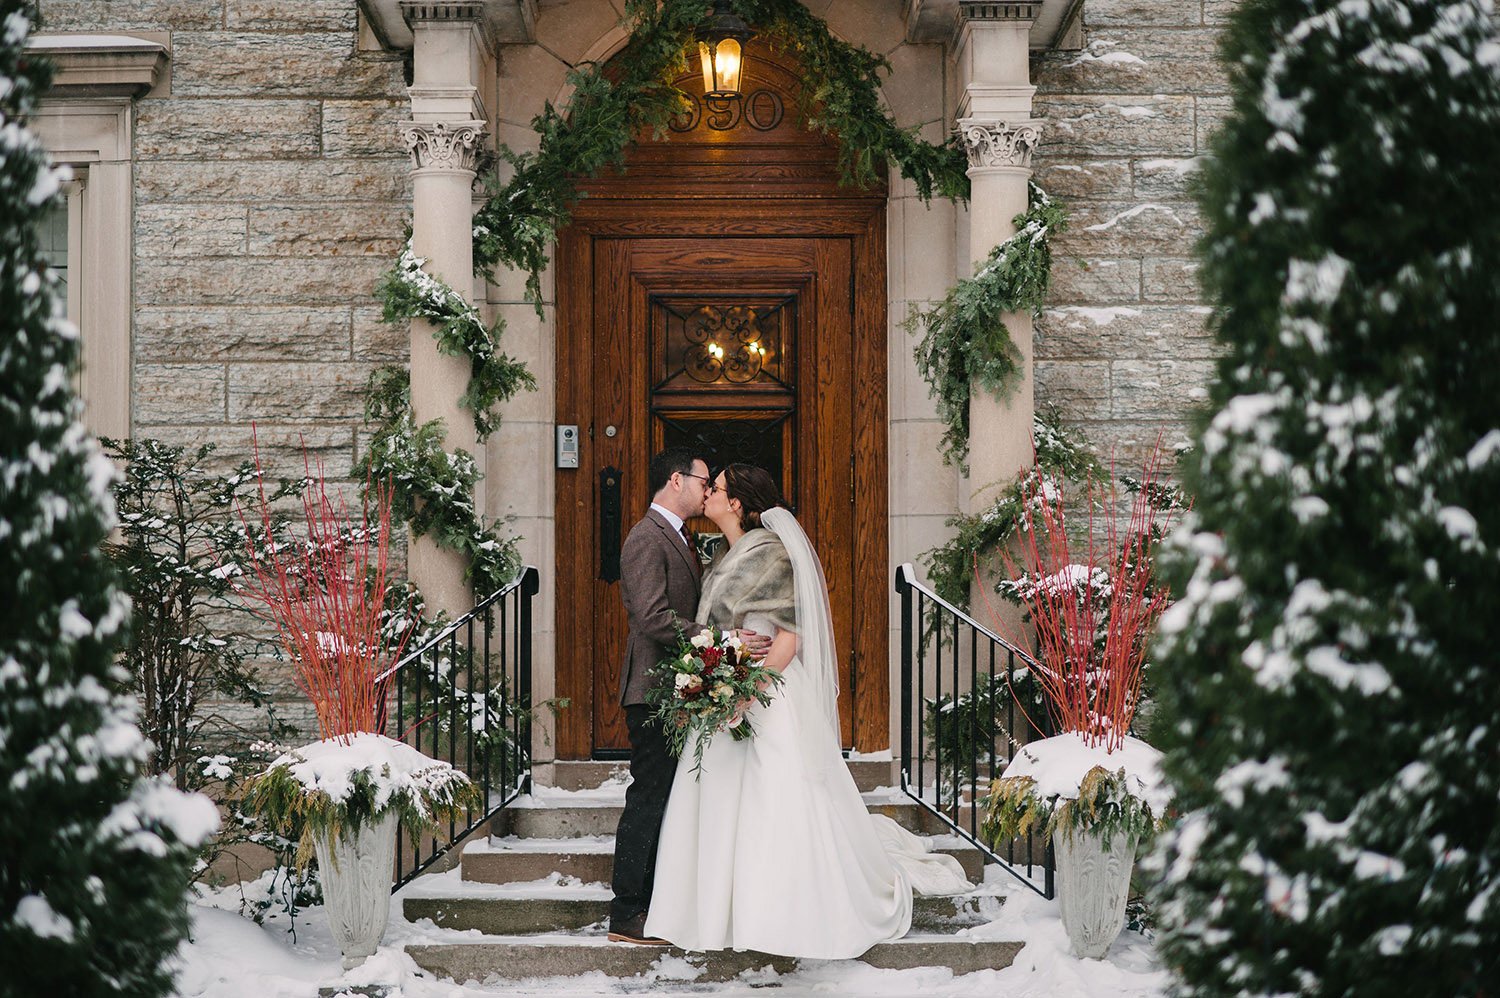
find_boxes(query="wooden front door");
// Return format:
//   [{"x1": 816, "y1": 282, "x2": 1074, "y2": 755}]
[{"x1": 554, "y1": 43, "x2": 888, "y2": 759}]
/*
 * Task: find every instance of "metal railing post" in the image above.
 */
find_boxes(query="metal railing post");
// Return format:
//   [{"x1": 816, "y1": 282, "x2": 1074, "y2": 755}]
[
  {"x1": 386, "y1": 566, "x2": 539, "y2": 892},
  {"x1": 519, "y1": 567, "x2": 538, "y2": 797},
  {"x1": 897, "y1": 566, "x2": 913, "y2": 791},
  {"x1": 892, "y1": 562, "x2": 1054, "y2": 899}
]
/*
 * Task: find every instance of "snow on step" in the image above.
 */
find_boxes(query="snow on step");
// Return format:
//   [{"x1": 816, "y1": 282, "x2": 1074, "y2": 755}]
[
  {"x1": 459, "y1": 830, "x2": 988, "y2": 885},
  {"x1": 404, "y1": 877, "x2": 1006, "y2": 936},
  {"x1": 497, "y1": 789, "x2": 986, "y2": 839},
  {"x1": 405, "y1": 935, "x2": 1026, "y2": 984}
]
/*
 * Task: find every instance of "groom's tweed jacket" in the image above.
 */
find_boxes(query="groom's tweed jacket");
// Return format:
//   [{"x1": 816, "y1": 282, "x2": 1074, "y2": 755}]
[{"x1": 617, "y1": 508, "x2": 707, "y2": 707}]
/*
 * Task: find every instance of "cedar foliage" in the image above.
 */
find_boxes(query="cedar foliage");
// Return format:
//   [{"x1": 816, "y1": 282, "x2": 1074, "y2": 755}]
[
  {"x1": 0, "y1": 5, "x2": 214, "y2": 992},
  {"x1": 1147, "y1": 0, "x2": 1500, "y2": 995}
]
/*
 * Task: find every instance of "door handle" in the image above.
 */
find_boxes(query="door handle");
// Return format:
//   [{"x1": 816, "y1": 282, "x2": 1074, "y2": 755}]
[{"x1": 599, "y1": 465, "x2": 622, "y2": 582}]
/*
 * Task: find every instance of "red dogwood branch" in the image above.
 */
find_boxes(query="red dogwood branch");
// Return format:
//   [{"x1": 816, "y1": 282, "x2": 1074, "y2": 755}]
[
  {"x1": 229, "y1": 428, "x2": 416, "y2": 743},
  {"x1": 992, "y1": 434, "x2": 1178, "y2": 752}
]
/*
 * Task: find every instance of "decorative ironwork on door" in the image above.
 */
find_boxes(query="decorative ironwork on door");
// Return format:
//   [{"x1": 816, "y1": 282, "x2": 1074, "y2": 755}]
[
  {"x1": 650, "y1": 292, "x2": 798, "y2": 513},
  {"x1": 653, "y1": 294, "x2": 795, "y2": 395}
]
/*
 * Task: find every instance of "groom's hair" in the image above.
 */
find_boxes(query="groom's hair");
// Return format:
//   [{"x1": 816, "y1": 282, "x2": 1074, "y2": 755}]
[
  {"x1": 648, "y1": 447, "x2": 704, "y2": 496},
  {"x1": 720, "y1": 464, "x2": 788, "y2": 531}
]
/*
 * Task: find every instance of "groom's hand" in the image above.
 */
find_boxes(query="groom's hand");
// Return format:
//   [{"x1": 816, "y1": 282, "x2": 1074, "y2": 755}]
[{"x1": 736, "y1": 628, "x2": 773, "y2": 658}]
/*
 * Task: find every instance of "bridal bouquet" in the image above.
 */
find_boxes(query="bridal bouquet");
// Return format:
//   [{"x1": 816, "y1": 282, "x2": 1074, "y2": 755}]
[{"x1": 649, "y1": 627, "x2": 783, "y2": 776}]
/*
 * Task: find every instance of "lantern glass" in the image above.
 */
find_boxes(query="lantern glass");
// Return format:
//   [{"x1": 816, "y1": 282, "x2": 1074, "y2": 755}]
[
  {"x1": 697, "y1": 40, "x2": 715, "y2": 94},
  {"x1": 714, "y1": 38, "x2": 742, "y2": 94},
  {"x1": 698, "y1": 37, "x2": 744, "y2": 99}
]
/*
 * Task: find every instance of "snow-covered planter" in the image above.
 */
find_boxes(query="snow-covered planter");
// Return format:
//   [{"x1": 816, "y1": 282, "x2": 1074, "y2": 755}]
[
  {"x1": 983, "y1": 733, "x2": 1168, "y2": 959},
  {"x1": 241, "y1": 733, "x2": 480, "y2": 968}
]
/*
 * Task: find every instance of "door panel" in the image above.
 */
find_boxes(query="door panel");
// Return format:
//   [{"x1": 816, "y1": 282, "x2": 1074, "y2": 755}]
[
  {"x1": 567, "y1": 235, "x2": 852, "y2": 755},
  {"x1": 554, "y1": 200, "x2": 887, "y2": 760}
]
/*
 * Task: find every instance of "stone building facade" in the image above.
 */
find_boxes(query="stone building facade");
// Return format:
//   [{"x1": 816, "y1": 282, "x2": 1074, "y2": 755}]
[{"x1": 32, "y1": 0, "x2": 1234, "y2": 761}]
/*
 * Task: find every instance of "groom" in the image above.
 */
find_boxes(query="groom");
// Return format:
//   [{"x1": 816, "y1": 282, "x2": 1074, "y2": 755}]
[
  {"x1": 606, "y1": 448, "x2": 711, "y2": 944},
  {"x1": 607, "y1": 449, "x2": 768, "y2": 944}
]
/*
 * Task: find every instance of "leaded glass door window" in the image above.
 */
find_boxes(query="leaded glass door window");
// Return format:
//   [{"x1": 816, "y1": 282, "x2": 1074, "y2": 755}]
[{"x1": 650, "y1": 293, "x2": 798, "y2": 517}]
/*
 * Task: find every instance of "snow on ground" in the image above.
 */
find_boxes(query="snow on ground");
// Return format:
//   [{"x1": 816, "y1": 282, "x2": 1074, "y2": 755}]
[{"x1": 171, "y1": 870, "x2": 1167, "y2": 998}]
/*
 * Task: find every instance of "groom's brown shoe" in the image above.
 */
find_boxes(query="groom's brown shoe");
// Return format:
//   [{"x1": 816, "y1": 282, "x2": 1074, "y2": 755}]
[{"x1": 607, "y1": 912, "x2": 668, "y2": 945}]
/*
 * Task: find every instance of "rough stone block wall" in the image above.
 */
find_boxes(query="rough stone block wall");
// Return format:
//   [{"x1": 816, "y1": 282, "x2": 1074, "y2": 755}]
[
  {"x1": 39, "y1": 0, "x2": 412, "y2": 731},
  {"x1": 1031, "y1": 0, "x2": 1236, "y2": 465}
]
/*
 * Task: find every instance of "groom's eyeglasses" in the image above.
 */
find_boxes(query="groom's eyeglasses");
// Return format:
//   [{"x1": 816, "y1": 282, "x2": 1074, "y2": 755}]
[{"x1": 680, "y1": 472, "x2": 711, "y2": 487}]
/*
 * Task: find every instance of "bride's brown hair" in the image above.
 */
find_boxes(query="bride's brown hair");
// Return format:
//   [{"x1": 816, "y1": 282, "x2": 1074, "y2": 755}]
[{"x1": 719, "y1": 464, "x2": 787, "y2": 531}]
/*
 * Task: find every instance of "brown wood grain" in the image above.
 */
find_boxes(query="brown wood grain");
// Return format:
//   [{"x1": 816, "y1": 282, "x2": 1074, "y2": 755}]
[
  {"x1": 553, "y1": 39, "x2": 889, "y2": 758},
  {"x1": 852, "y1": 209, "x2": 890, "y2": 752},
  {"x1": 554, "y1": 227, "x2": 594, "y2": 761}
]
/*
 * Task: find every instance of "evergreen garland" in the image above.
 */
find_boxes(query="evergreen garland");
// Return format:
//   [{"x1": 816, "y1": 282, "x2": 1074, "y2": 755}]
[
  {"x1": 370, "y1": 0, "x2": 1059, "y2": 600},
  {"x1": 472, "y1": 0, "x2": 972, "y2": 310},
  {"x1": 355, "y1": 364, "x2": 525, "y2": 599},
  {"x1": 907, "y1": 182, "x2": 1067, "y2": 467},
  {"x1": 376, "y1": 239, "x2": 536, "y2": 440},
  {"x1": 919, "y1": 409, "x2": 1104, "y2": 614}
]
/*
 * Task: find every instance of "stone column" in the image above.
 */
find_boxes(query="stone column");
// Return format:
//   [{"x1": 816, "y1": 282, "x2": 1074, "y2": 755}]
[
  {"x1": 398, "y1": 1, "x2": 491, "y2": 615},
  {"x1": 954, "y1": 1, "x2": 1042, "y2": 509}
]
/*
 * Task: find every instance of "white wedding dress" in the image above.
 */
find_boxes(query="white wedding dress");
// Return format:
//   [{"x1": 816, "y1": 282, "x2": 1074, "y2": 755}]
[{"x1": 644, "y1": 510, "x2": 971, "y2": 959}]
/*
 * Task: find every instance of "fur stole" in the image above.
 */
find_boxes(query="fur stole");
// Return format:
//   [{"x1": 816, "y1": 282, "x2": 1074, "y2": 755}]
[{"x1": 694, "y1": 528, "x2": 798, "y2": 635}]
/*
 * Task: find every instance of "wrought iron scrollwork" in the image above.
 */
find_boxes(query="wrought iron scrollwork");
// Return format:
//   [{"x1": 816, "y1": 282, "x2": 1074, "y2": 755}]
[{"x1": 682, "y1": 305, "x2": 769, "y2": 384}]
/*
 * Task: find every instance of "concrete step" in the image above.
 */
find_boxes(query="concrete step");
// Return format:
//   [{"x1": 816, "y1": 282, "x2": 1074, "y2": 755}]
[
  {"x1": 462, "y1": 837, "x2": 616, "y2": 885},
  {"x1": 496, "y1": 792, "x2": 984, "y2": 840},
  {"x1": 459, "y1": 834, "x2": 990, "y2": 886},
  {"x1": 547, "y1": 758, "x2": 895, "y2": 792},
  {"x1": 404, "y1": 889, "x2": 1004, "y2": 936},
  {"x1": 406, "y1": 936, "x2": 1024, "y2": 984},
  {"x1": 548, "y1": 761, "x2": 629, "y2": 791}
]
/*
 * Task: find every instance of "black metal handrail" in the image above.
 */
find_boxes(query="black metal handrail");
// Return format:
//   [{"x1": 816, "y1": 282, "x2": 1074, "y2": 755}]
[
  {"x1": 896, "y1": 563, "x2": 1054, "y2": 898},
  {"x1": 390, "y1": 566, "x2": 539, "y2": 891}
]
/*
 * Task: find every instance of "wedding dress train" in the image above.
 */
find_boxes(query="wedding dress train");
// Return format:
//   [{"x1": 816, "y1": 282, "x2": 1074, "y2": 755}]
[{"x1": 644, "y1": 519, "x2": 972, "y2": 960}]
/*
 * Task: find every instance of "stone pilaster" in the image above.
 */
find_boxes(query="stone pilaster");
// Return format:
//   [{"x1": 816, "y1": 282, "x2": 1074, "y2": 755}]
[
  {"x1": 954, "y1": 0, "x2": 1041, "y2": 511},
  {"x1": 400, "y1": 1, "x2": 492, "y2": 615}
]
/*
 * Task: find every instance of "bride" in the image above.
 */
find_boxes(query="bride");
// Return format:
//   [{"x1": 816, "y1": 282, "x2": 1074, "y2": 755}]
[{"x1": 643, "y1": 464, "x2": 971, "y2": 959}]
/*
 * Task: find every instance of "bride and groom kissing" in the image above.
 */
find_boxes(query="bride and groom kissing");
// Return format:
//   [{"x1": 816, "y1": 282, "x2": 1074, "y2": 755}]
[{"x1": 606, "y1": 449, "x2": 970, "y2": 959}]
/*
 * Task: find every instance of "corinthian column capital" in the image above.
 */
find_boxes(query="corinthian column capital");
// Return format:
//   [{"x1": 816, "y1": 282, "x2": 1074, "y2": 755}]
[
  {"x1": 957, "y1": 118, "x2": 1043, "y2": 170},
  {"x1": 399, "y1": 119, "x2": 488, "y2": 172}
]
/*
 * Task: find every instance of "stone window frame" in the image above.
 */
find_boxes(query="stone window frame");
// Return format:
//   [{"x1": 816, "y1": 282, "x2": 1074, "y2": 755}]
[{"x1": 26, "y1": 33, "x2": 169, "y2": 441}]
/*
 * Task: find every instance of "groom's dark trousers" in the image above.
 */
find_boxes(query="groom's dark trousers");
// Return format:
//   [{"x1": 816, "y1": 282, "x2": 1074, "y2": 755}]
[{"x1": 610, "y1": 508, "x2": 704, "y2": 924}]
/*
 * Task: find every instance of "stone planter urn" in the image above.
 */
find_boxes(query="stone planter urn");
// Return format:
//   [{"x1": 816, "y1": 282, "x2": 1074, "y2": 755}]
[
  {"x1": 312, "y1": 812, "x2": 401, "y2": 970},
  {"x1": 1052, "y1": 825, "x2": 1139, "y2": 959},
  {"x1": 240, "y1": 733, "x2": 481, "y2": 972},
  {"x1": 983, "y1": 732, "x2": 1167, "y2": 960}
]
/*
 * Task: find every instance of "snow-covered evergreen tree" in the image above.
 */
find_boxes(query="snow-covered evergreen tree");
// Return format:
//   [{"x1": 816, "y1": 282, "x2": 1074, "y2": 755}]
[
  {"x1": 0, "y1": 5, "x2": 218, "y2": 993},
  {"x1": 1146, "y1": 0, "x2": 1500, "y2": 994}
]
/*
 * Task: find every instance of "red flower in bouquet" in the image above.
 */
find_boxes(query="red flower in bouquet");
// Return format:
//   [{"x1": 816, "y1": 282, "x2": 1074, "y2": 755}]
[{"x1": 648, "y1": 626, "x2": 784, "y2": 777}]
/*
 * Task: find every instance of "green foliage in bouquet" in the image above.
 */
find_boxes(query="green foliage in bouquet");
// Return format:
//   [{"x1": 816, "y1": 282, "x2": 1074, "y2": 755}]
[
  {"x1": 907, "y1": 183, "x2": 1068, "y2": 467},
  {"x1": 239, "y1": 745, "x2": 481, "y2": 873},
  {"x1": 648, "y1": 626, "x2": 784, "y2": 777},
  {"x1": 983, "y1": 765, "x2": 1165, "y2": 850}
]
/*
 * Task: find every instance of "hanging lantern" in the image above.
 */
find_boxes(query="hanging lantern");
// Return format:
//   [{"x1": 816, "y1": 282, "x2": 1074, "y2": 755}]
[{"x1": 696, "y1": 0, "x2": 751, "y2": 100}]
